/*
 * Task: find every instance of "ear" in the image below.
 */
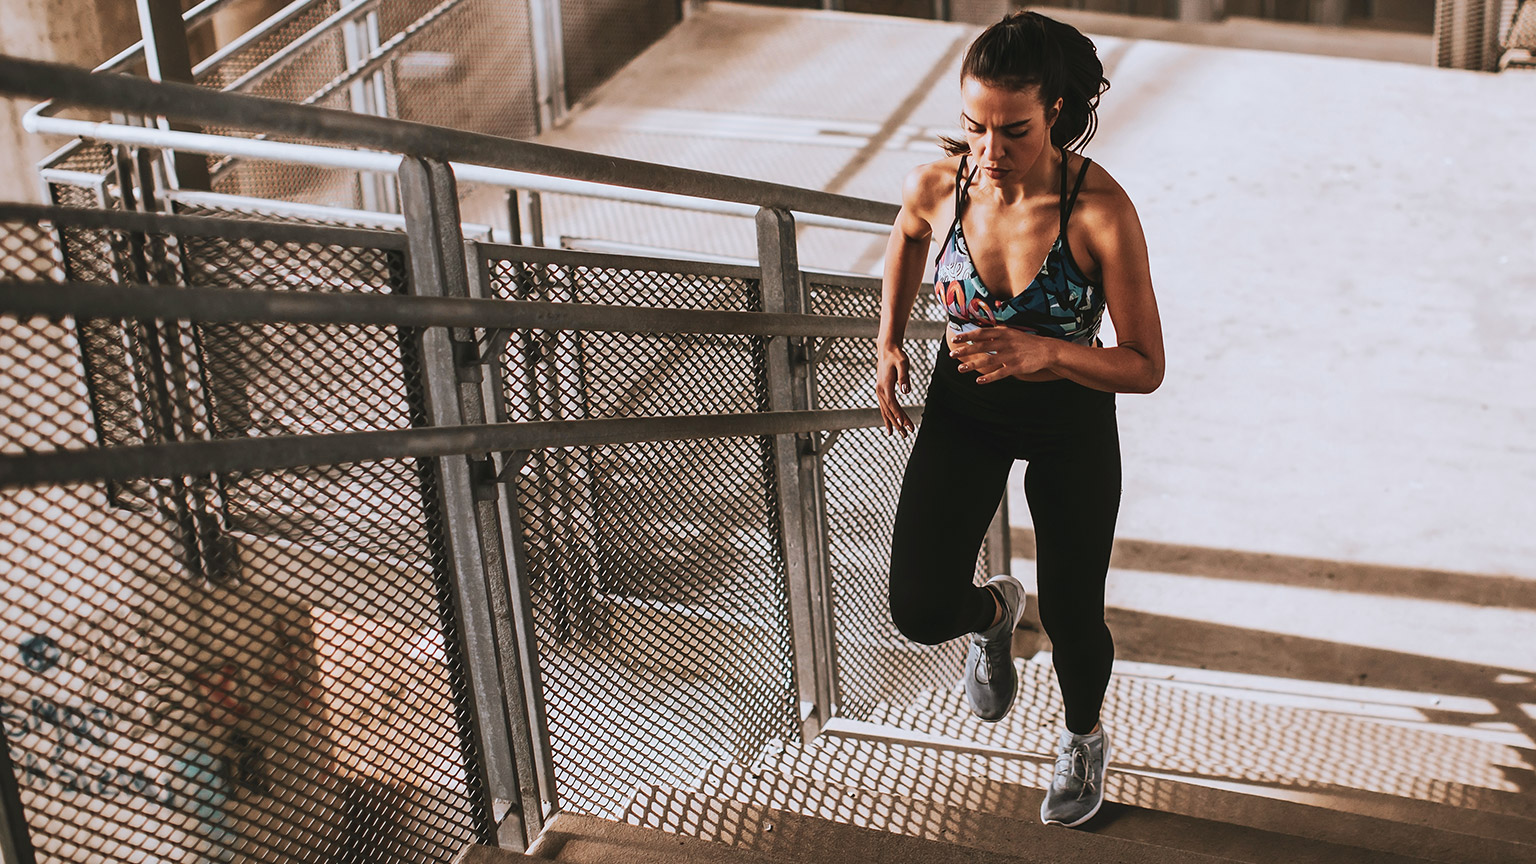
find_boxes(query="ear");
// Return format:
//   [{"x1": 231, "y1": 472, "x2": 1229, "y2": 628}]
[{"x1": 1047, "y1": 97, "x2": 1064, "y2": 126}]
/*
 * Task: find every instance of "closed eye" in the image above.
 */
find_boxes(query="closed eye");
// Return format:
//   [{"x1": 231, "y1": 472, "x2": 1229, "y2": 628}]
[{"x1": 967, "y1": 125, "x2": 1027, "y2": 139}]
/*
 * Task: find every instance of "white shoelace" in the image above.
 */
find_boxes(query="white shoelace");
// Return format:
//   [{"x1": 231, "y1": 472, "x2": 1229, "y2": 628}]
[{"x1": 1054, "y1": 741, "x2": 1098, "y2": 800}]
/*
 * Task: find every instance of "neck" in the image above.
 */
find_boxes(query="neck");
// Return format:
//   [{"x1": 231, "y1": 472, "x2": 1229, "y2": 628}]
[{"x1": 977, "y1": 145, "x2": 1061, "y2": 204}]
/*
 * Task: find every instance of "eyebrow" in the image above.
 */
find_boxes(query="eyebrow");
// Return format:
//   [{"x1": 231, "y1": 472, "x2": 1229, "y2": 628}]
[{"x1": 961, "y1": 113, "x2": 1031, "y2": 129}]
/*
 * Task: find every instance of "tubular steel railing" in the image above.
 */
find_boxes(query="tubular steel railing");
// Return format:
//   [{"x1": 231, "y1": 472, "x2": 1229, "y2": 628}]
[{"x1": 0, "y1": 55, "x2": 1007, "y2": 862}]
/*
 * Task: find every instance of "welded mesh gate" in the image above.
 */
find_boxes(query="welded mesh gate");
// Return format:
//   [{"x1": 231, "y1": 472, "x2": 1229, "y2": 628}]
[
  {"x1": 806, "y1": 277, "x2": 1000, "y2": 720},
  {"x1": 0, "y1": 205, "x2": 491, "y2": 863},
  {"x1": 475, "y1": 244, "x2": 799, "y2": 817},
  {"x1": 1, "y1": 192, "x2": 1002, "y2": 859}
]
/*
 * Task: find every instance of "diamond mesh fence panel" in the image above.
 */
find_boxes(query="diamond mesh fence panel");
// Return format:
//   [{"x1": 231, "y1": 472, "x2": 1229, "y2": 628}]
[
  {"x1": 387, "y1": 0, "x2": 539, "y2": 142},
  {"x1": 194, "y1": 1, "x2": 347, "y2": 91},
  {"x1": 484, "y1": 248, "x2": 797, "y2": 816},
  {"x1": 199, "y1": 0, "x2": 537, "y2": 209},
  {"x1": 561, "y1": 0, "x2": 680, "y2": 106},
  {"x1": 1, "y1": 208, "x2": 487, "y2": 863},
  {"x1": 1508, "y1": 0, "x2": 1536, "y2": 48},
  {"x1": 807, "y1": 276, "x2": 999, "y2": 720}
]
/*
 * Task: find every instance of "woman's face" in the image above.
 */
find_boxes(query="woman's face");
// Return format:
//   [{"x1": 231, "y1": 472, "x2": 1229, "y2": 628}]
[{"x1": 959, "y1": 76, "x2": 1061, "y2": 184}]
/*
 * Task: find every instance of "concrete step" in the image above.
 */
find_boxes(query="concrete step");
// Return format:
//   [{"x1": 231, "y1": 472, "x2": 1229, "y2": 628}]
[
  {"x1": 842, "y1": 700, "x2": 1536, "y2": 841},
  {"x1": 456, "y1": 847, "x2": 545, "y2": 863},
  {"x1": 877, "y1": 657, "x2": 1533, "y2": 819},
  {"x1": 622, "y1": 782, "x2": 1242, "y2": 863},
  {"x1": 517, "y1": 811, "x2": 801, "y2": 863},
  {"x1": 763, "y1": 734, "x2": 1534, "y2": 863},
  {"x1": 686, "y1": 759, "x2": 1435, "y2": 864}
]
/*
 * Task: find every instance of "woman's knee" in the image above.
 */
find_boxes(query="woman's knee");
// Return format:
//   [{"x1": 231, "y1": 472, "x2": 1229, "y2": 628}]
[
  {"x1": 1035, "y1": 602, "x2": 1111, "y2": 650},
  {"x1": 888, "y1": 584, "x2": 962, "y2": 646}
]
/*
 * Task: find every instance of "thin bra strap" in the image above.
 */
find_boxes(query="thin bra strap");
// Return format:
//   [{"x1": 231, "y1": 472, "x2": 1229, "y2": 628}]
[
  {"x1": 1061, "y1": 152, "x2": 1092, "y2": 235},
  {"x1": 954, "y1": 154, "x2": 972, "y2": 213}
]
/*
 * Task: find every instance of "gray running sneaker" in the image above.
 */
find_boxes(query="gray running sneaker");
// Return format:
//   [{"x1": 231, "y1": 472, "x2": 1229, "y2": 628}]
[
  {"x1": 1040, "y1": 724, "x2": 1110, "y2": 827},
  {"x1": 962, "y1": 573, "x2": 1026, "y2": 722}
]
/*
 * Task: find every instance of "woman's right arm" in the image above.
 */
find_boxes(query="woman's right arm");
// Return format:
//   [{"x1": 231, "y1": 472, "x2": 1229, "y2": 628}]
[{"x1": 875, "y1": 163, "x2": 941, "y2": 439}]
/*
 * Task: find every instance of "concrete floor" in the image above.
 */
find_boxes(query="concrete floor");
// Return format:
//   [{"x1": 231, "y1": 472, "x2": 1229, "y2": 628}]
[
  {"x1": 526, "y1": 1, "x2": 1536, "y2": 728},
  {"x1": 534, "y1": 1, "x2": 1536, "y2": 576}
]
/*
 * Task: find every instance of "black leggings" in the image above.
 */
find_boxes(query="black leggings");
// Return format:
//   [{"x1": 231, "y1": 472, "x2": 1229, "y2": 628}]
[{"x1": 888, "y1": 342, "x2": 1121, "y2": 734}]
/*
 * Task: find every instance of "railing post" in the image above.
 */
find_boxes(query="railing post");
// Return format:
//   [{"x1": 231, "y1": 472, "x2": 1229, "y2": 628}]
[
  {"x1": 0, "y1": 714, "x2": 37, "y2": 864},
  {"x1": 464, "y1": 241, "x2": 562, "y2": 836},
  {"x1": 984, "y1": 497, "x2": 1012, "y2": 581},
  {"x1": 757, "y1": 206, "x2": 836, "y2": 741},
  {"x1": 399, "y1": 156, "x2": 538, "y2": 850},
  {"x1": 134, "y1": 0, "x2": 209, "y2": 190}
]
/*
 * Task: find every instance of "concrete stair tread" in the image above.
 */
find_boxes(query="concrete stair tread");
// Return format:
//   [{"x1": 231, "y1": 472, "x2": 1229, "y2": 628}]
[
  {"x1": 456, "y1": 847, "x2": 545, "y2": 863},
  {"x1": 761, "y1": 734, "x2": 1535, "y2": 863},
  {"x1": 688, "y1": 759, "x2": 1439, "y2": 864},
  {"x1": 879, "y1": 658, "x2": 1534, "y2": 820},
  {"x1": 521, "y1": 811, "x2": 803, "y2": 863},
  {"x1": 622, "y1": 782, "x2": 1241, "y2": 864}
]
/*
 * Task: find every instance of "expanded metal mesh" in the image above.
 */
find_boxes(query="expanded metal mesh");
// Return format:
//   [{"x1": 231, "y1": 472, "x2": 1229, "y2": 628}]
[
  {"x1": 484, "y1": 248, "x2": 797, "y2": 815},
  {"x1": 193, "y1": 1, "x2": 347, "y2": 91},
  {"x1": 387, "y1": 0, "x2": 539, "y2": 142},
  {"x1": 1, "y1": 209, "x2": 485, "y2": 863},
  {"x1": 561, "y1": 0, "x2": 680, "y2": 106},
  {"x1": 807, "y1": 277, "x2": 998, "y2": 720},
  {"x1": 486, "y1": 253, "x2": 764, "y2": 423},
  {"x1": 194, "y1": 0, "x2": 537, "y2": 209},
  {"x1": 1507, "y1": 0, "x2": 1536, "y2": 48}
]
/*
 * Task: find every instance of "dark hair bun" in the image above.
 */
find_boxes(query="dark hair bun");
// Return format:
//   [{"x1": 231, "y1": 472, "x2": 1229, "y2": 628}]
[{"x1": 941, "y1": 11, "x2": 1110, "y2": 154}]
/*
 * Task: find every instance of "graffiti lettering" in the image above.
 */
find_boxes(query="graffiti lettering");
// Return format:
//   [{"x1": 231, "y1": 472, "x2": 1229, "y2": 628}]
[{"x1": 2, "y1": 698, "x2": 116, "y2": 747}]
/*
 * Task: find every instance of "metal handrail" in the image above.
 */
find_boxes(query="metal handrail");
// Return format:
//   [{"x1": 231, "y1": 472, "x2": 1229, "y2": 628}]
[
  {"x1": 1, "y1": 55, "x2": 900, "y2": 228},
  {"x1": 0, "y1": 279, "x2": 930, "y2": 340},
  {"x1": 0, "y1": 405, "x2": 894, "y2": 490}
]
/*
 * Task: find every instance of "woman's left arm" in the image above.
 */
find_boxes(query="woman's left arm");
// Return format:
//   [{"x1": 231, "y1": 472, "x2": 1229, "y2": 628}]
[{"x1": 1045, "y1": 190, "x2": 1165, "y2": 394}]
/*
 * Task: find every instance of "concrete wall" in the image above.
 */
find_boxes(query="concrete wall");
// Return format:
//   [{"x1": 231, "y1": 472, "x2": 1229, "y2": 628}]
[{"x1": 0, "y1": 0, "x2": 141, "y2": 205}]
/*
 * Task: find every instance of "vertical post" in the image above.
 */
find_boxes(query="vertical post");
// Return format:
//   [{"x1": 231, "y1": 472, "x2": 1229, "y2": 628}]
[
  {"x1": 984, "y1": 498, "x2": 1012, "y2": 581},
  {"x1": 399, "y1": 156, "x2": 530, "y2": 849},
  {"x1": 135, "y1": 0, "x2": 210, "y2": 190},
  {"x1": 527, "y1": 192, "x2": 546, "y2": 247},
  {"x1": 466, "y1": 242, "x2": 561, "y2": 835},
  {"x1": 1178, "y1": 0, "x2": 1221, "y2": 23},
  {"x1": 1315, "y1": 0, "x2": 1348, "y2": 26},
  {"x1": 758, "y1": 206, "x2": 835, "y2": 741},
  {"x1": 526, "y1": 0, "x2": 569, "y2": 130},
  {"x1": 0, "y1": 714, "x2": 38, "y2": 864},
  {"x1": 795, "y1": 278, "x2": 843, "y2": 718},
  {"x1": 506, "y1": 190, "x2": 523, "y2": 245},
  {"x1": 1434, "y1": 0, "x2": 1504, "y2": 69}
]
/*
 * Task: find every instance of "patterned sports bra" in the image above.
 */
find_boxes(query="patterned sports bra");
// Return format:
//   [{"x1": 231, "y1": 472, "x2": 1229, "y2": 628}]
[{"x1": 934, "y1": 149, "x2": 1105, "y2": 347}]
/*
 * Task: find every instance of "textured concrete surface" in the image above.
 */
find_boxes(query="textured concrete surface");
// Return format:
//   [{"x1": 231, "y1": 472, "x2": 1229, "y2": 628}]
[{"x1": 532, "y1": 2, "x2": 1536, "y2": 584}]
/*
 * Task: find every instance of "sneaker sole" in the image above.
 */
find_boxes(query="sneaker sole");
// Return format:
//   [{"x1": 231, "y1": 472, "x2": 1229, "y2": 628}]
[{"x1": 1040, "y1": 728, "x2": 1111, "y2": 827}]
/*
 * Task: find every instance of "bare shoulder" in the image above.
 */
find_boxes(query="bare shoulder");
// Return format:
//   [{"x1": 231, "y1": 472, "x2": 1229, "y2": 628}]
[
  {"x1": 1067, "y1": 153, "x2": 1141, "y2": 236},
  {"x1": 898, "y1": 155, "x2": 964, "y2": 235}
]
